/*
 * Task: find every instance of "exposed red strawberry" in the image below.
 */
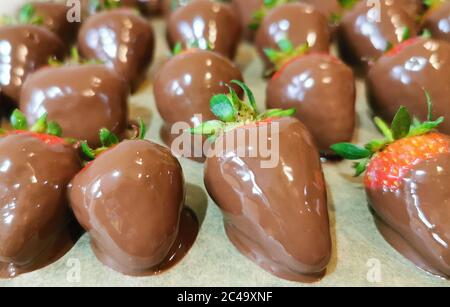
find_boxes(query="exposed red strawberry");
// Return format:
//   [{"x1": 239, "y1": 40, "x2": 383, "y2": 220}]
[
  {"x1": 385, "y1": 36, "x2": 422, "y2": 56},
  {"x1": 365, "y1": 132, "x2": 449, "y2": 190},
  {"x1": 331, "y1": 92, "x2": 445, "y2": 190},
  {"x1": 5, "y1": 130, "x2": 66, "y2": 145}
]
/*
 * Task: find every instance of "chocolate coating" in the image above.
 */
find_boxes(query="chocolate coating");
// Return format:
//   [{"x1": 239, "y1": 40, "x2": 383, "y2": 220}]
[
  {"x1": 0, "y1": 25, "x2": 65, "y2": 106},
  {"x1": 422, "y1": 2, "x2": 450, "y2": 43},
  {"x1": 167, "y1": 0, "x2": 241, "y2": 59},
  {"x1": 368, "y1": 152, "x2": 450, "y2": 278},
  {"x1": 154, "y1": 49, "x2": 243, "y2": 160},
  {"x1": 266, "y1": 54, "x2": 356, "y2": 154},
  {"x1": 255, "y1": 3, "x2": 331, "y2": 69},
  {"x1": 69, "y1": 140, "x2": 198, "y2": 276},
  {"x1": 20, "y1": 64, "x2": 129, "y2": 147},
  {"x1": 204, "y1": 117, "x2": 331, "y2": 281},
  {"x1": 231, "y1": 0, "x2": 263, "y2": 41},
  {"x1": 26, "y1": 1, "x2": 79, "y2": 44},
  {"x1": 338, "y1": 0, "x2": 418, "y2": 70},
  {"x1": 367, "y1": 38, "x2": 450, "y2": 134},
  {"x1": 78, "y1": 8, "x2": 155, "y2": 91},
  {"x1": 81, "y1": 0, "x2": 149, "y2": 17},
  {"x1": 0, "y1": 133, "x2": 81, "y2": 278}
]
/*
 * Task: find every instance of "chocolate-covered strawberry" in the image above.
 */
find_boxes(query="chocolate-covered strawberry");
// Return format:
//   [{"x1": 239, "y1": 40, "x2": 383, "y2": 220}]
[
  {"x1": 0, "y1": 24, "x2": 64, "y2": 107},
  {"x1": 78, "y1": 7, "x2": 155, "y2": 91},
  {"x1": 422, "y1": 0, "x2": 450, "y2": 43},
  {"x1": 398, "y1": 0, "x2": 425, "y2": 18},
  {"x1": 154, "y1": 46, "x2": 243, "y2": 160},
  {"x1": 0, "y1": 110, "x2": 81, "y2": 278},
  {"x1": 299, "y1": 0, "x2": 344, "y2": 29},
  {"x1": 332, "y1": 102, "x2": 450, "y2": 278},
  {"x1": 167, "y1": 0, "x2": 241, "y2": 58},
  {"x1": 367, "y1": 37, "x2": 450, "y2": 134},
  {"x1": 265, "y1": 40, "x2": 356, "y2": 155},
  {"x1": 338, "y1": 0, "x2": 418, "y2": 71},
  {"x1": 69, "y1": 129, "x2": 198, "y2": 276},
  {"x1": 20, "y1": 49, "x2": 129, "y2": 147},
  {"x1": 18, "y1": 2, "x2": 79, "y2": 44},
  {"x1": 231, "y1": 0, "x2": 263, "y2": 41},
  {"x1": 254, "y1": 2, "x2": 331, "y2": 70},
  {"x1": 191, "y1": 83, "x2": 331, "y2": 282}
]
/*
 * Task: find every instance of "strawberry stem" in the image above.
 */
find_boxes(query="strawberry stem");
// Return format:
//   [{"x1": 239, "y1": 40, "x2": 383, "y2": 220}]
[
  {"x1": 8, "y1": 109, "x2": 63, "y2": 137},
  {"x1": 264, "y1": 39, "x2": 309, "y2": 74},
  {"x1": 189, "y1": 81, "x2": 296, "y2": 141}
]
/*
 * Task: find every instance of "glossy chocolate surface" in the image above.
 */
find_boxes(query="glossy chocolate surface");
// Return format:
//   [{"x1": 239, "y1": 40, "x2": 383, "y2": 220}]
[
  {"x1": 422, "y1": 2, "x2": 450, "y2": 43},
  {"x1": 266, "y1": 54, "x2": 356, "y2": 154},
  {"x1": 20, "y1": 64, "x2": 129, "y2": 147},
  {"x1": 69, "y1": 140, "x2": 198, "y2": 276},
  {"x1": 167, "y1": 0, "x2": 241, "y2": 58},
  {"x1": 154, "y1": 49, "x2": 243, "y2": 160},
  {"x1": 28, "y1": 1, "x2": 79, "y2": 44},
  {"x1": 231, "y1": 0, "x2": 263, "y2": 41},
  {"x1": 255, "y1": 3, "x2": 331, "y2": 69},
  {"x1": 367, "y1": 38, "x2": 450, "y2": 134},
  {"x1": 155, "y1": 49, "x2": 243, "y2": 127},
  {"x1": 0, "y1": 25, "x2": 65, "y2": 106},
  {"x1": 0, "y1": 133, "x2": 81, "y2": 278},
  {"x1": 81, "y1": 0, "x2": 149, "y2": 17},
  {"x1": 78, "y1": 8, "x2": 155, "y2": 91},
  {"x1": 367, "y1": 152, "x2": 450, "y2": 278},
  {"x1": 338, "y1": 0, "x2": 418, "y2": 70},
  {"x1": 204, "y1": 117, "x2": 331, "y2": 282}
]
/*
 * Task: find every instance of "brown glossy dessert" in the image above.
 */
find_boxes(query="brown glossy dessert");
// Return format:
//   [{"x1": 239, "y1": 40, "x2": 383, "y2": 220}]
[
  {"x1": 422, "y1": 1, "x2": 450, "y2": 43},
  {"x1": 332, "y1": 105, "x2": 450, "y2": 279},
  {"x1": 69, "y1": 139, "x2": 198, "y2": 276},
  {"x1": 367, "y1": 38, "x2": 450, "y2": 134},
  {"x1": 0, "y1": 130, "x2": 81, "y2": 278},
  {"x1": 78, "y1": 8, "x2": 155, "y2": 91},
  {"x1": 0, "y1": 25, "x2": 65, "y2": 107},
  {"x1": 192, "y1": 85, "x2": 331, "y2": 282},
  {"x1": 398, "y1": 0, "x2": 425, "y2": 18},
  {"x1": 154, "y1": 48, "x2": 243, "y2": 160},
  {"x1": 254, "y1": 3, "x2": 331, "y2": 70},
  {"x1": 20, "y1": 64, "x2": 129, "y2": 147},
  {"x1": 338, "y1": 0, "x2": 418, "y2": 71},
  {"x1": 205, "y1": 117, "x2": 331, "y2": 282},
  {"x1": 161, "y1": 0, "x2": 192, "y2": 18},
  {"x1": 167, "y1": 0, "x2": 241, "y2": 58},
  {"x1": 19, "y1": 1, "x2": 79, "y2": 44},
  {"x1": 81, "y1": 0, "x2": 150, "y2": 17},
  {"x1": 266, "y1": 53, "x2": 356, "y2": 155},
  {"x1": 231, "y1": 0, "x2": 263, "y2": 41}
]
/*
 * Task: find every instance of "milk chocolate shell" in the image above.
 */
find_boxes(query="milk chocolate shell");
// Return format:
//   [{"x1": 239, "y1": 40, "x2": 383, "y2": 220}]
[
  {"x1": 266, "y1": 54, "x2": 356, "y2": 155},
  {"x1": 231, "y1": 0, "x2": 263, "y2": 41},
  {"x1": 205, "y1": 117, "x2": 331, "y2": 282},
  {"x1": 0, "y1": 133, "x2": 81, "y2": 278},
  {"x1": 69, "y1": 140, "x2": 198, "y2": 276},
  {"x1": 255, "y1": 3, "x2": 331, "y2": 69},
  {"x1": 78, "y1": 8, "x2": 155, "y2": 91},
  {"x1": 422, "y1": 2, "x2": 450, "y2": 43},
  {"x1": 167, "y1": 0, "x2": 241, "y2": 58},
  {"x1": 154, "y1": 49, "x2": 243, "y2": 159},
  {"x1": 368, "y1": 151, "x2": 450, "y2": 278},
  {"x1": 20, "y1": 64, "x2": 129, "y2": 147},
  {"x1": 367, "y1": 38, "x2": 450, "y2": 134},
  {"x1": 338, "y1": 0, "x2": 418, "y2": 70},
  {"x1": 22, "y1": 1, "x2": 79, "y2": 44},
  {"x1": 0, "y1": 25, "x2": 65, "y2": 106}
]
